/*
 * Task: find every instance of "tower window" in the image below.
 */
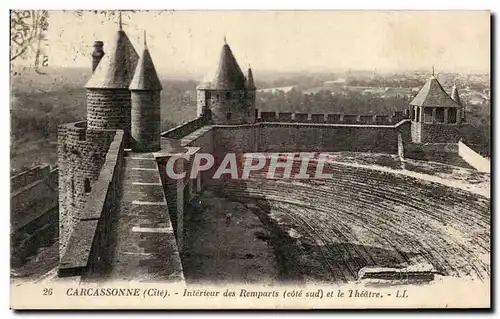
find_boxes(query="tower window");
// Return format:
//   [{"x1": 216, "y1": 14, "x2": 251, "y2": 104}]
[
  {"x1": 449, "y1": 108, "x2": 457, "y2": 124},
  {"x1": 226, "y1": 113, "x2": 232, "y2": 121},
  {"x1": 226, "y1": 92, "x2": 231, "y2": 99},
  {"x1": 435, "y1": 108, "x2": 445, "y2": 123},
  {"x1": 424, "y1": 108, "x2": 433, "y2": 123},
  {"x1": 84, "y1": 178, "x2": 91, "y2": 193}
]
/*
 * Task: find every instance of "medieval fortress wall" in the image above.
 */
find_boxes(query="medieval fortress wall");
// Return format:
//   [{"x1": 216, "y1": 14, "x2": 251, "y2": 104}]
[
  {"x1": 11, "y1": 165, "x2": 58, "y2": 232},
  {"x1": 10, "y1": 20, "x2": 490, "y2": 282},
  {"x1": 57, "y1": 121, "x2": 118, "y2": 258},
  {"x1": 58, "y1": 129, "x2": 124, "y2": 277},
  {"x1": 209, "y1": 121, "x2": 406, "y2": 154}
]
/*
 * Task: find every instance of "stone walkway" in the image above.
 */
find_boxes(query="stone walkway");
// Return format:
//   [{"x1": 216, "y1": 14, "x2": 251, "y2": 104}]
[
  {"x1": 108, "y1": 152, "x2": 184, "y2": 282},
  {"x1": 181, "y1": 190, "x2": 279, "y2": 285}
]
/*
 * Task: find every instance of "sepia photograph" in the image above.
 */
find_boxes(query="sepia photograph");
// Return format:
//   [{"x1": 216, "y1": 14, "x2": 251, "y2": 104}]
[{"x1": 9, "y1": 9, "x2": 491, "y2": 309}]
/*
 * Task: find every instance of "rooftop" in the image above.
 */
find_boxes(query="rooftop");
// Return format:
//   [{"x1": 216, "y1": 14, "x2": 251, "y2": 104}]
[
  {"x1": 129, "y1": 34, "x2": 162, "y2": 91},
  {"x1": 409, "y1": 76, "x2": 462, "y2": 108},
  {"x1": 85, "y1": 30, "x2": 139, "y2": 89},
  {"x1": 197, "y1": 40, "x2": 246, "y2": 90}
]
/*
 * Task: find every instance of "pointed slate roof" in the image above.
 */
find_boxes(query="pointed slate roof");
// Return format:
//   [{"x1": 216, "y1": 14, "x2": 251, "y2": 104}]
[
  {"x1": 197, "y1": 40, "x2": 246, "y2": 90},
  {"x1": 409, "y1": 76, "x2": 462, "y2": 108},
  {"x1": 246, "y1": 66, "x2": 256, "y2": 90},
  {"x1": 85, "y1": 30, "x2": 139, "y2": 89},
  {"x1": 129, "y1": 34, "x2": 162, "y2": 91},
  {"x1": 450, "y1": 82, "x2": 462, "y2": 106}
]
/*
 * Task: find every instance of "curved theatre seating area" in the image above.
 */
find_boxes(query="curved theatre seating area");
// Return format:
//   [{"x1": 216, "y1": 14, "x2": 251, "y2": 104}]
[{"x1": 220, "y1": 158, "x2": 490, "y2": 283}]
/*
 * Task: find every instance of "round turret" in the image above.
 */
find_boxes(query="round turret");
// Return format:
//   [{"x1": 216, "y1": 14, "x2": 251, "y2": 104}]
[
  {"x1": 85, "y1": 29, "x2": 139, "y2": 147},
  {"x1": 129, "y1": 32, "x2": 163, "y2": 152},
  {"x1": 196, "y1": 39, "x2": 256, "y2": 124}
]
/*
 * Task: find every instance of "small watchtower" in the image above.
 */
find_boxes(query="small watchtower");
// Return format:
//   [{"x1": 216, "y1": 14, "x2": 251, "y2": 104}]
[
  {"x1": 409, "y1": 70, "x2": 463, "y2": 143},
  {"x1": 196, "y1": 38, "x2": 256, "y2": 124}
]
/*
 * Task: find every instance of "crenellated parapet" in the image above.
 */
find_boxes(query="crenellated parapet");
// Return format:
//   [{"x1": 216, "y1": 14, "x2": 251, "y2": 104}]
[{"x1": 255, "y1": 110, "x2": 409, "y2": 125}]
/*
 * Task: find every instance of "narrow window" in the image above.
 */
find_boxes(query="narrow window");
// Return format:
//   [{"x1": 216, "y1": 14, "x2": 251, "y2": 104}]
[
  {"x1": 424, "y1": 108, "x2": 433, "y2": 123},
  {"x1": 448, "y1": 108, "x2": 457, "y2": 124},
  {"x1": 84, "y1": 178, "x2": 91, "y2": 193},
  {"x1": 70, "y1": 177, "x2": 75, "y2": 206},
  {"x1": 206, "y1": 91, "x2": 211, "y2": 100},
  {"x1": 435, "y1": 108, "x2": 445, "y2": 123},
  {"x1": 226, "y1": 113, "x2": 232, "y2": 121},
  {"x1": 225, "y1": 92, "x2": 231, "y2": 99}
]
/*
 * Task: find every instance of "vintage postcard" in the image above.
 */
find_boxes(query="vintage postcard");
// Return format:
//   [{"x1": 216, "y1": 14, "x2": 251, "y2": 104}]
[{"x1": 10, "y1": 10, "x2": 491, "y2": 309}]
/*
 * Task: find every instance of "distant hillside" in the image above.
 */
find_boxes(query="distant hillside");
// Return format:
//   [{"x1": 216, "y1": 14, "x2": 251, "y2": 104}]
[{"x1": 10, "y1": 67, "x2": 198, "y2": 173}]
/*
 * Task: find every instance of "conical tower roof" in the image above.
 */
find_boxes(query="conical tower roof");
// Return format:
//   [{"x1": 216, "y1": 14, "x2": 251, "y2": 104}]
[
  {"x1": 85, "y1": 30, "x2": 139, "y2": 89},
  {"x1": 450, "y1": 81, "x2": 462, "y2": 106},
  {"x1": 197, "y1": 39, "x2": 246, "y2": 90},
  {"x1": 129, "y1": 32, "x2": 162, "y2": 91},
  {"x1": 410, "y1": 76, "x2": 461, "y2": 108},
  {"x1": 246, "y1": 66, "x2": 256, "y2": 90}
]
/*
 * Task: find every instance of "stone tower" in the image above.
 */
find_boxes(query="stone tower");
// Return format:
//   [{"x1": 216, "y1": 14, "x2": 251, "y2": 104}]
[
  {"x1": 409, "y1": 73, "x2": 463, "y2": 143},
  {"x1": 129, "y1": 32, "x2": 163, "y2": 152},
  {"x1": 196, "y1": 38, "x2": 256, "y2": 124},
  {"x1": 58, "y1": 19, "x2": 139, "y2": 258},
  {"x1": 85, "y1": 22, "x2": 139, "y2": 147},
  {"x1": 91, "y1": 41, "x2": 105, "y2": 72}
]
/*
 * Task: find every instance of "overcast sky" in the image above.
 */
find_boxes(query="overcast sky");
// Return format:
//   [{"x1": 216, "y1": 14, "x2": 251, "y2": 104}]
[{"x1": 13, "y1": 10, "x2": 490, "y2": 76}]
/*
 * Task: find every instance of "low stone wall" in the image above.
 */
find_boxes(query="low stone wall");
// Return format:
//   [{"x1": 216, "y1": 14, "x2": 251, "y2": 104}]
[
  {"x1": 162, "y1": 119, "x2": 411, "y2": 157},
  {"x1": 458, "y1": 141, "x2": 490, "y2": 173},
  {"x1": 58, "y1": 130, "x2": 124, "y2": 278},
  {"x1": 11, "y1": 165, "x2": 52, "y2": 192},
  {"x1": 210, "y1": 121, "x2": 408, "y2": 155},
  {"x1": 161, "y1": 117, "x2": 205, "y2": 139},
  {"x1": 257, "y1": 123, "x2": 400, "y2": 153},
  {"x1": 11, "y1": 167, "x2": 58, "y2": 232}
]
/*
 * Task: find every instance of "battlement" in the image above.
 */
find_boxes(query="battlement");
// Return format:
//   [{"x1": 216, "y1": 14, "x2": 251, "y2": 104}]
[
  {"x1": 11, "y1": 165, "x2": 58, "y2": 232},
  {"x1": 59, "y1": 130, "x2": 124, "y2": 278},
  {"x1": 256, "y1": 110, "x2": 409, "y2": 125},
  {"x1": 11, "y1": 165, "x2": 54, "y2": 193},
  {"x1": 160, "y1": 111, "x2": 409, "y2": 142}
]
